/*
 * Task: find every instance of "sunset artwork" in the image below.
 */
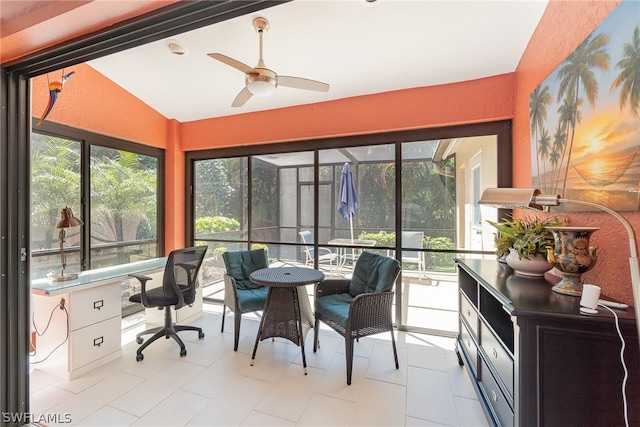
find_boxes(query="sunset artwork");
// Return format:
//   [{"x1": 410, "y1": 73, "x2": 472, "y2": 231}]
[{"x1": 530, "y1": 0, "x2": 640, "y2": 211}]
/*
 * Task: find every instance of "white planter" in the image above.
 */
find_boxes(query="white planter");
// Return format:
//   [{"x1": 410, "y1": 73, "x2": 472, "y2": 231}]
[{"x1": 505, "y1": 248, "x2": 552, "y2": 278}]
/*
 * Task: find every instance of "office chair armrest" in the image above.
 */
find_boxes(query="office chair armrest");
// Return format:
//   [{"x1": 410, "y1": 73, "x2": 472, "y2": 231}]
[
  {"x1": 129, "y1": 273, "x2": 153, "y2": 307},
  {"x1": 316, "y1": 279, "x2": 351, "y2": 297}
]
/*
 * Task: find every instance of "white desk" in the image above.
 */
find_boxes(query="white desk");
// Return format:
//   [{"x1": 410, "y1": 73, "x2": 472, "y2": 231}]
[{"x1": 31, "y1": 258, "x2": 203, "y2": 379}]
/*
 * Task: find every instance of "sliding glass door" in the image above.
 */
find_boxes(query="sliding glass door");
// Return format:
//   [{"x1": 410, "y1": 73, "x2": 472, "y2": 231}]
[{"x1": 188, "y1": 123, "x2": 509, "y2": 336}]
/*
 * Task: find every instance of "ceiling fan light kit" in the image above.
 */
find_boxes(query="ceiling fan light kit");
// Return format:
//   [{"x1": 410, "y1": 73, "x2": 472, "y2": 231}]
[
  {"x1": 207, "y1": 16, "x2": 329, "y2": 107},
  {"x1": 246, "y1": 70, "x2": 277, "y2": 96}
]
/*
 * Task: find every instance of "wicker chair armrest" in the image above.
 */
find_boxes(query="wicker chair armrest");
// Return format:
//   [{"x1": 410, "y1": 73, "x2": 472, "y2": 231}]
[
  {"x1": 223, "y1": 274, "x2": 240, "y2": 310},
  {"x1": 316, "y1": 279, "x2": 351, "y2": 297},
  {"x1": 348, "y1": 291, "x2": 395, "y2": 335}
]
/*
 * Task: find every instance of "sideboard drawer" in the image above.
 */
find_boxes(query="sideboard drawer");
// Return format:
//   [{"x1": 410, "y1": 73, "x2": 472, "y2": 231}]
[
  {"x1": 481, "y1": 322, "x2": 514, "y2": 398},
  {"x1": 459, "y1": 319, "x2": 478, "y2": 375},
  {"x1": 460, "y1": 292, "x2": 478, "y2": 336},
  {"x1": 479, "y1": 358, "x2": 514, "y2": 427},
  {"x1": 69, "y1": 315, "x2": 121, "y2": 371},
  {"x1": 69, "y1": 282, "x2": 121, "y2": 330}
]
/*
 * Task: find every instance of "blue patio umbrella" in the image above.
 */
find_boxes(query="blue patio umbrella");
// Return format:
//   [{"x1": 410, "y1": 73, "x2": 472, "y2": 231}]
[{"x1": 337, "y1": 163, "x2": 358, "y2": 240}]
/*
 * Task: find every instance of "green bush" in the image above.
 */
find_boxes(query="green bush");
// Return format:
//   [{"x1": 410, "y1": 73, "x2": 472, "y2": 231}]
[
  {"x1": 195, "y1": 216, "x2": 240, "y2": 233},
  {"x1": 357, "y1": 231, "x2": 455, "y2": 272}
]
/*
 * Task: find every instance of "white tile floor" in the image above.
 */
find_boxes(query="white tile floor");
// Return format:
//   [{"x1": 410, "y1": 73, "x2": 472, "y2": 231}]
[{"x1": 29, "y1": 306, "x2": 490, "y2": 426}]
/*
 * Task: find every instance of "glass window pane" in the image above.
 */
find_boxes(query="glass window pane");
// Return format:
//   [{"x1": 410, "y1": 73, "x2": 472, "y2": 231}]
[
  {"x1": 194, "y1": 157, "x2": 248, "y2": 242},
  {"x1": 30, "y1": 133, "x2": 81, "y2": 280},
  {"x1": 90, "y1": 146, "x2": 158, "y2": 268}
]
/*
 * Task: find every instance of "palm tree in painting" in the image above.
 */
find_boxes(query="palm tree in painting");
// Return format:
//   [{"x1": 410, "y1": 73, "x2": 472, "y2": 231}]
[
  {"x1": 550, "y1": 124, "x2": 566, "y2": 188},
  {"x1": 556, "y1": 32, "x2": 610, "y2": 196},
  {"x1": 529, "y1": 86, "x2": 552, "y2": 189},
  {"x1": 611, "y1": 26, "x2": 640, "y2": 117},
  {"x1": 537, "y1": 127, "x2": 551, "y2": 191},
  {"x1": 555, "y1": 92, "x2": 582, "y2": 194}
]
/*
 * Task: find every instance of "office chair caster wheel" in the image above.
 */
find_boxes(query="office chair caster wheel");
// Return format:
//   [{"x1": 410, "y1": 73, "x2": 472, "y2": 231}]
[
  {"x1": 136, "y1": 353, "x2": 144, "y2": 362},
  {"x1": 180, "y1": 348, "x2": 187, "y2": 357},
  {"x1": 198, "y1": 332, "x2": 205, "y2": 339},
  {"x1": 136, "y1": 337, "x2": 143, "y2": 344}
]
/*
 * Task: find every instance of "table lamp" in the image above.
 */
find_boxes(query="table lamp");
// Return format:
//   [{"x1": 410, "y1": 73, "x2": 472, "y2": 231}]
[
  {"x1": 478, "y1": 188, "x2": 640, "y2": 348},
  {"x1": 53, "y1": 206, "x2": 83, "y2": 282}
]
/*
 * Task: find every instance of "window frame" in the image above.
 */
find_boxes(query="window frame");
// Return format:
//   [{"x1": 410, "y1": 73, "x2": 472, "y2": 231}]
[{"x1": 31, "y1": 120, "x2": 165, "y2": 275}]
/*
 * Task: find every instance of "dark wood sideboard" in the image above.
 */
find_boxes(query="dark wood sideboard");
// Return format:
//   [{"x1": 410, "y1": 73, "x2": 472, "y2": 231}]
[{"x1": 455, "y1": 257, "x2": 639, "y2": 427}]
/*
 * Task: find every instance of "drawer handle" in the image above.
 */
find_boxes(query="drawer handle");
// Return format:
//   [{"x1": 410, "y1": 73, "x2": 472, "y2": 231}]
[
  {"x1": 93, "y1": 336, "x2": 104, "y2": 347},
  {"x1": 492, "y1": 348, "x2": 498, "y2": 359},
  {"x1": 492, "y1": 390, "x2": 497, "y2": 402},
  {"x1": 466, "y1": 309, "x2": 471, "y2": 318},
  {"x1": 94, "y1": 300, "x2": 104, "y2": 310},
  {"x1": 466, "y1": 339, "x2": 471, "y2": 348}
]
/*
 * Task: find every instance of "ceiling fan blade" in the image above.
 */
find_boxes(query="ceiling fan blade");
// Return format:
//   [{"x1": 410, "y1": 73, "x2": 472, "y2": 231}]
[
  {"x1": 207, "y1": 53, "x2": 254, "y2": 74},
  {"x1": 277, "y1": 76, "x2": 330, "y2": 92},
  {"x1": 231, "y1": 87, "x2": 253, "y2": 107}
]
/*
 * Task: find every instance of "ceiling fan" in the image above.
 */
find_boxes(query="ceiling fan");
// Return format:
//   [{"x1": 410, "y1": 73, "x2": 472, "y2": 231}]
[{"x1": 207, "y1": 17, "x2": 330, "y2": 107}]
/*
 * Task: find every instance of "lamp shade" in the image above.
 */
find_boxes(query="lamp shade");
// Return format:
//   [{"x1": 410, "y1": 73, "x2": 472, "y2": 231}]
[
  {"x1": 478, "y1": 188, "x2": 560, "y2": 210},
  {"x1": 56, "y1": 207, "x2": 83, "y2": 229}
]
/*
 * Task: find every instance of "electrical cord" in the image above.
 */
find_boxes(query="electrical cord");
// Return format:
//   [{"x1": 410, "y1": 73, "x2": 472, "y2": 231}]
[
  {"x1": 598, "y1": 303, "x2": 629, "y2": 427},
  {"x1": 30, "y1": 303, "x2": 70, "y2": 364}
]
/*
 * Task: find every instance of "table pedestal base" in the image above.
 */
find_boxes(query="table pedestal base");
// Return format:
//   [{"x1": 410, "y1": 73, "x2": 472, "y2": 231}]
[{"x1": 251, "y1": 285, "x2": 314, "y2": 373}]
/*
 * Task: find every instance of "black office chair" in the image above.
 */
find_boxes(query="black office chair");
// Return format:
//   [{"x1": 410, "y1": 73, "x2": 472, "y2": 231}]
[{"x1": 128, "y1": 245, "x2": 208, "y2": 361}]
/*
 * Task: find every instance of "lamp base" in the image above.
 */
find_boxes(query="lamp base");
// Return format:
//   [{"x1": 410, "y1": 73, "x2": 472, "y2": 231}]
[{"x1": 52, "y1": 273, "x2": 78, "y2": 282}]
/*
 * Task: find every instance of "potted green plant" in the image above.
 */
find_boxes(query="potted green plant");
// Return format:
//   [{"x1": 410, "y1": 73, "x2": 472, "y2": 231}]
[{"x1": 487, "y1": 214, "x2": 566, "y2": 277}]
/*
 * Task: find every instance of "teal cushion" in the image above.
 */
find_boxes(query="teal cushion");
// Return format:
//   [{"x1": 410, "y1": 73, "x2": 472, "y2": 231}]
[
  {"x1": 348, "y1": 251, "x2": 400, "y2": 297},
  {"x1": 237, "y1": 286, "x2": 269, "y2": 312},
  {"x1": 222, "y1": 249, "x2": 269, "y2": 290},
  {"x1": 315, "y1": 293, "x2": 354, "y2": 328}
]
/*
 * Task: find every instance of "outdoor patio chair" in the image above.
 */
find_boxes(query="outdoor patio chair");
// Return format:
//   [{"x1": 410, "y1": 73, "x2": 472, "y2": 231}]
[
  {"x1": 299, "y1": 231, "x2": 339, "y2": 272},
  {"x1": 401, "y1": 231, "x2": 426, "y2": 279},
  {"x1": 128, "y1": 245, "x2": 207, "y2": 361},
  {"x1": 313, "y1": 251, "x2": 401, "y2": 385},
  {"x1": 221, "y1": 248, "x2": 269, "y2": 351}
]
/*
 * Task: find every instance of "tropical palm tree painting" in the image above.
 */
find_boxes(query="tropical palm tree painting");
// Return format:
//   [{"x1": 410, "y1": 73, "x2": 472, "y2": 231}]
[{"x1": 530, "y1": 0, "x2": 640, "y2": 211}]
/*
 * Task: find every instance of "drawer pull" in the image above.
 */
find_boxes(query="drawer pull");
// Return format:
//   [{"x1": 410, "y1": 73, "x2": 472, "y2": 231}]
[
  {"x1": 93, "y1": 300, "x2": 104, "y2": 310},
  {"x1": 492, "y1": 348, "x2": 498, "y2": 359},
  {"x1": 466, "y1": 309, "x2": 471, "y2": 318},
  {"x1": 492, "y1": 390, "x2": 497, "y2": 402},
  {"x1": 466, "y1": 339, "x2": 471, "y2": 348},
  {"x1": 93, "y1": 336, "x2": 104, "y2": 347}
]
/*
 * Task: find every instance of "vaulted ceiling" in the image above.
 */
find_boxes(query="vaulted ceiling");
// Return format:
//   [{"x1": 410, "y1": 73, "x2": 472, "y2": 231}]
[{"x1": 2, "y1": 0, "x2": 549, "y2": 122}]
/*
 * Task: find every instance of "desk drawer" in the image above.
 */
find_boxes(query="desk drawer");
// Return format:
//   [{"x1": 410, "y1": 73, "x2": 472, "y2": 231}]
[
  {"x1": 69, "y1": 316, "x2": 121, "y2": 370},
  {"x1": 460, "y1": 292, "x2": 478, "y2": 337},
  {"x1": 69, "y1": 282, "x2": 121, "y2": 330},
  {"x1": 480, "y1": 322, "x2": 514, "y2": 398}
]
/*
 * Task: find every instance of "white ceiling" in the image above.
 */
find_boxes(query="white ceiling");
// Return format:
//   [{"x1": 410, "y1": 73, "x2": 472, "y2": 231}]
[{"x1": 87, "y1": 0, "x2": 549, "y2": 123}]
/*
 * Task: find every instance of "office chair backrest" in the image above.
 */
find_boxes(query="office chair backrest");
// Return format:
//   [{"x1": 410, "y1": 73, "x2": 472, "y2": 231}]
[{"x1": 163, "y1": 246, "x2": 208, "y2": 309}]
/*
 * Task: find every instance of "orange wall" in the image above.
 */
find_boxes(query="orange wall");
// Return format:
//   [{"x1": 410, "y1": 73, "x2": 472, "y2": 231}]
[
  {"x1": 514, "y1": 0, "x2": 636, "y2": 304},
  {"x1": 181, "y1": 74, "x2": 514, "y2": 149}
]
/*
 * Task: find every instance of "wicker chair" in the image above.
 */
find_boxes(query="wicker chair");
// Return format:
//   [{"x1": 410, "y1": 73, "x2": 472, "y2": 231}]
[
  {"x1": 221, "y1": 249, "x2": 269, "y2": 351},
  {"x1": 313, "y1": 251, "x2": 401, "y2": 385}
]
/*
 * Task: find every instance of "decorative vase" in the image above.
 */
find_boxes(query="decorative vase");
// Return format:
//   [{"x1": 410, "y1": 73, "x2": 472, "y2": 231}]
[
  {"x1": 505, "y1": 248, "x2": 553, "y2": 278},
  {"x1": 546, "y1": 226, "x2": 599, "y2": 296}
]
